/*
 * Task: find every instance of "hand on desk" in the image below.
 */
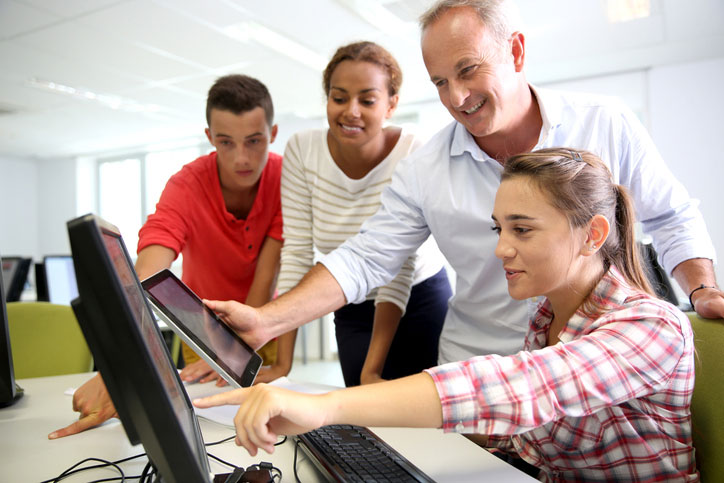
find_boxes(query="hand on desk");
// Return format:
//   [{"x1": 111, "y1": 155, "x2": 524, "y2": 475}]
[
  {"x1": 692, "y1": 288, "x2": 724, "y2": 319},
  {"x1": 48, "y1": 373, "x2": 118, "y2": 439},
  {"x1": 193, "y1": 384, "x2": 327, "y2": 457},
  {"x1": 180, "y1": 359, "x2": 227, "y2": 387}
]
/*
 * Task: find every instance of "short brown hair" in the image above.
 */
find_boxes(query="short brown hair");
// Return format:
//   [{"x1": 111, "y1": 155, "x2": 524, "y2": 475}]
[
  {"x1": 205, "y1": 74, "x2": 274, "y2": 126},
  {"x1": 322, "y1": 41, "x2": 402, "y2": 97}
]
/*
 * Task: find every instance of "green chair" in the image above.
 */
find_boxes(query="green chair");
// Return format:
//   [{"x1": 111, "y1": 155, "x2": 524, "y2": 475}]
[
  {"x1": 686, "y1": 312, "x2": 724, "y2": 482},
  {"x1": 6, "y1": 302, "x2": 93, "y2": 379}
]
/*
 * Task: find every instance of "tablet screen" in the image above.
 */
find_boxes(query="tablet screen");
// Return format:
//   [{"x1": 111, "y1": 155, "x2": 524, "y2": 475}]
[{"x1": 142, "y1": 269, "x2": 261, "y2": 387}]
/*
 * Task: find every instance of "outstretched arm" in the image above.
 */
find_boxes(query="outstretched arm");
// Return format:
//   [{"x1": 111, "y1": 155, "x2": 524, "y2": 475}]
[
  {"x1": 193, "y1": 372, "x2": 442, "y2": 456},
  {"x1": 205, "y1": 263, "x2": 346, "y2": 350}
]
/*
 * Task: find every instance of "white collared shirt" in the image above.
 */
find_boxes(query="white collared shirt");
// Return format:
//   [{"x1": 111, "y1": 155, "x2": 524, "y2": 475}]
[{"x1": 321, "y1": 86, "x2": 715, "y2": 363}]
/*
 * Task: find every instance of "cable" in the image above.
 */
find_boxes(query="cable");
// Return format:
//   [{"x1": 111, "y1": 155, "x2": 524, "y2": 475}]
[
  {"x1": 207, "y1": 452, "x2": 240, "y2": 470},
  {"x1": 205, "y1": 434, "x2": 236, "y2": 447},
  {"x1": 293, "y1": 439, "x2": 304, "y2": 483},
  {"x1": 45, "y1": 457, "x2": 126, "y2": 483}
]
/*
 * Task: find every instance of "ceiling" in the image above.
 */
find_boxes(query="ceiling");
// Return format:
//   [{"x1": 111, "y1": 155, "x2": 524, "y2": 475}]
[{"x1": 1, "y1": 0, "x2": 722, "y2": 160}]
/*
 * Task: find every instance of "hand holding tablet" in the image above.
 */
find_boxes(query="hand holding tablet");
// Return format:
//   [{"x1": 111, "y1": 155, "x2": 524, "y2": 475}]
[{"x1": 141, "y1": 269, "x2": 262, "y2": 388}]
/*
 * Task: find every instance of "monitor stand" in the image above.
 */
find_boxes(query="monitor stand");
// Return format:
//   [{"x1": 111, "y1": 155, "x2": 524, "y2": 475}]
[{"x1": 0, "y1": 383, "x2": 23, "y2": 408}]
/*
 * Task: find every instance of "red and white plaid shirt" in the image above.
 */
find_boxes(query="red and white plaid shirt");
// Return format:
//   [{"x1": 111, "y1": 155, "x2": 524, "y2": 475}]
[{"x1": 426, "y1": 267, "x2": 697, "y2": 482}]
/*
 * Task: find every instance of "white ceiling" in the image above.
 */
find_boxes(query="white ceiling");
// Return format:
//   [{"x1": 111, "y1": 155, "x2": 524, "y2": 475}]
[{"x1": 1, "y1": 0, "x2": 722, "y2": 160}]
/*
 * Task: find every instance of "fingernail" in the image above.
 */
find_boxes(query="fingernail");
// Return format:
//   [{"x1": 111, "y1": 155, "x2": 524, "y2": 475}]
[{"x1": 48, "y1": 432, "x2": 57, "y2": 439}]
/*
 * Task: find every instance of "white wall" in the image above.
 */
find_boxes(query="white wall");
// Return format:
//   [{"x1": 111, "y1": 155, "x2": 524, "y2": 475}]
[
  {"x1": 649, "y1": 57, "x2": 724, "y2": 283},
  {"x1": 0, "y1": 156, "x2": 38, "y2": 259},
  {"x1": 36, "y1": 157, "x2": 77, "y2": 257}
]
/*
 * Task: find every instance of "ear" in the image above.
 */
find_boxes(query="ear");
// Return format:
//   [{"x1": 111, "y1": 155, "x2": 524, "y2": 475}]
[
  {"x1": 582, "y1": 215, "x2": 611, "y2": 256},
  {"x1": 204, "y1": 127, "x2": 213, "y2": 145},
  {"x1": 269, "y1": 124, "x2": 278, "y2": 143},
  {"x1": 385, "y1": 94, "x2": 399, "y2": 119},
  {"x1": 510, "y1": 31, "x2": 525, "y2": 73}
]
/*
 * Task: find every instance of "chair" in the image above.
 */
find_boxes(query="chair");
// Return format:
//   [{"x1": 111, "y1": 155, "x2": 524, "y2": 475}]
[
  {"x1": 686, "y1": 312, "x2": 724, "y2": 482},
  {"x1": 6, "y1": 302, "x2": 93, "y2": 378}
]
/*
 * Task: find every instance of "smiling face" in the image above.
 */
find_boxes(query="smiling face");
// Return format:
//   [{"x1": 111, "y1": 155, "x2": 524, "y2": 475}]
[
  {"x1": 492, "y1": 177, "x2": 590, "y2": 303},
  {"x1": 326, "y1": 60, "x2": 398, "y2": 150},
  {"x1": 421, "y1": 7, "x2": 524, "y2": 141},
  {"x1": 205, "y1": 107, "x2": 277, "y2": 194}
]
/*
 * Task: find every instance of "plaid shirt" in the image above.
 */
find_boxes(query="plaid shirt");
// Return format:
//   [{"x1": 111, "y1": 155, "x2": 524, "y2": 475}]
[{"x1": 426, "y1": 267, "x2": 697, "y2": 482}]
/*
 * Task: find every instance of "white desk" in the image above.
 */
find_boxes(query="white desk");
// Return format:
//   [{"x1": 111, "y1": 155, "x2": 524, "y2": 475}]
[{"x1": 0, "y1": 373, "x2": 536, "y2": 482}]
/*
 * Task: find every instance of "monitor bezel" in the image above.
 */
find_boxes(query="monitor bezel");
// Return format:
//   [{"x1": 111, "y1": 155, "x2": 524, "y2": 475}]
[{"x1": 0, "y1": 255, "x2": 22, "y2": 407}]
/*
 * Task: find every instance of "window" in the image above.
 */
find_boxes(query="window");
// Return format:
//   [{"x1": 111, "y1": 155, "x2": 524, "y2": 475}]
[{"x1": 97, "y1": 145, "x2": 204, "y2": 258}]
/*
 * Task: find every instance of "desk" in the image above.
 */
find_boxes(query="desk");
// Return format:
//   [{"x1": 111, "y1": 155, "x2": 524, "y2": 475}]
[{"x1": 1, "y1": 373, "x2": 536, "y2": 482}]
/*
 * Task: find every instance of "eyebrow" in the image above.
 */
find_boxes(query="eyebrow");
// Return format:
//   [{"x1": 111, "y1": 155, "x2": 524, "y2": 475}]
[
  {"x1": 491, "y1": 214, "x2": 537, "y2": 222},
  {"x1": 330, "y1": 86, "x2": 381, "y2": 94},
  {"x1": 216, "y1": 132, "x2": 264, "y2": 140}
]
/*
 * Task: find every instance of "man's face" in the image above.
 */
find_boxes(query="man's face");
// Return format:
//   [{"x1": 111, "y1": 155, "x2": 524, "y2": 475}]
[
  {"x1": 421, "y1": 7, "x2": 522, "y2": 140},
  {"x1": 205, "y1": 107, "x2": 277, "y2": 193}
]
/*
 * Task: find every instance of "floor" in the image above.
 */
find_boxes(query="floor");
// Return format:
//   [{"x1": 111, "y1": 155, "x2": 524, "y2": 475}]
[{"x1": 287, "y1": 358, "x2": 345, "y2": 388}]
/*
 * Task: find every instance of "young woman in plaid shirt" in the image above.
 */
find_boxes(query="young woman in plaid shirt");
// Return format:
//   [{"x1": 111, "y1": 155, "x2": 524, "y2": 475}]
[{"x1": 197, "y1": 148, "x2": 697, "y2": 482}]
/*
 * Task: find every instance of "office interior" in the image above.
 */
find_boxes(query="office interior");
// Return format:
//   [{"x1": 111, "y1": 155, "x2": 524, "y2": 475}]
[{"x1": 1, "y1": 1, "x2": 723, "y2": 355}]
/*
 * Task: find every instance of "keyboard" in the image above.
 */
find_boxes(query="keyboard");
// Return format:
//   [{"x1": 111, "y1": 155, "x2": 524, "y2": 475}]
[{"x1": 295, "y1": 424, "x2": 434, "y2": 482}]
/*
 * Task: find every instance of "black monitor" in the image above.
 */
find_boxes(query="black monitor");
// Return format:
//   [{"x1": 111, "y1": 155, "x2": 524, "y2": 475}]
[
  {"x1": 1, "y1": 257, "x2": 31, "y2": 302},
  {"x1": 0, "y1": 253, "x2": 23, "y2": 407},
  {"x1": 36, "y1": 255, "x2": 78, "y2": 305},
  {"x1": 67, "y1": 214, "x2": 220, "y2": 482}
]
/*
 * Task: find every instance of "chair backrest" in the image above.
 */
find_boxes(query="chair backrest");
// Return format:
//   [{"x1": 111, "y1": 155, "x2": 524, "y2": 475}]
[
  {"x1": 687, "y1": 312, "x2": 724, "y2": 482},
  {"x1": 6, "y1": 302, "x2": 93, "y2": 378}
]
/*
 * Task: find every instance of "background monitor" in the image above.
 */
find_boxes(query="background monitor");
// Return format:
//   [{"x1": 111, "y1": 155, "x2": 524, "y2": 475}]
[
  {"x1": 0, "y1": 253, "x2": 23, "y2": 407},
  {"x1": 41, "y1": 255, "x2": 78, "y2": 305},
  {"x1": 1, "y1": 257, "x2": 31, "y2": 302},
  {"x1": 68, "y1": 214, "x2": 215, "y2": 482}
]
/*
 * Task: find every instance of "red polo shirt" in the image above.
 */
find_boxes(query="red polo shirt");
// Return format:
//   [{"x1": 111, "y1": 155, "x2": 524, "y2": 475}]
[{"x1": 138, "y1": 151, "x2": 283, "y2": 302}]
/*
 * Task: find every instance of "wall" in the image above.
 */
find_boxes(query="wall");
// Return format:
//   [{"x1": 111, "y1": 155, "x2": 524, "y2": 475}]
[
  {"x1": 648, "y1": 56, "x2": 724, "y2": 283},
  {"x1": 0, "y1": 156, "x2": 38, "y2": 259},
  {"x1": 36, "y1": 157, "x2": 78, "y2": 257}
]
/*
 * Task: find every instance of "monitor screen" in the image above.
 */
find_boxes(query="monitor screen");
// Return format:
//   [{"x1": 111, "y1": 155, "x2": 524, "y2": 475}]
[
  {"x1": 43, "y1": 256, "x2": 78, "y2": 305},
  {"x1": 68, "y1": 214, "x2": 213, "y2": 482}
]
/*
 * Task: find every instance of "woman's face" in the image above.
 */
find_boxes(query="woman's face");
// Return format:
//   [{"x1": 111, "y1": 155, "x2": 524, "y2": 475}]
[
  {"x1": 326, "y1": 60, "x2": 398, "y2": 149},
  {"x1": 492, "y1": 177, "x2": 589, "y2": 302}
]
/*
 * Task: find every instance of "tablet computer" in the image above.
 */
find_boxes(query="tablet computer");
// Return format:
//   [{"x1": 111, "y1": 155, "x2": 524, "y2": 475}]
[{"x1": 141, "y1": 269, "x2": 261, "y2": 388}]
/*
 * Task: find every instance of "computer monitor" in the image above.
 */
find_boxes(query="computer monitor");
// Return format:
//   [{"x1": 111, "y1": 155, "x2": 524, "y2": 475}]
[
  {"x1": 0, "y1": 253, "x2": 23, "y2": 407},
  {"x1": 67, "y1": 214, "x2": 219, "y2": 482},
  {"x1": 37, "y1": 255, "x2": 78, "y2": 305},
  {"x1": 1, "y1": 257, "x2": 31, "y2": 302}
]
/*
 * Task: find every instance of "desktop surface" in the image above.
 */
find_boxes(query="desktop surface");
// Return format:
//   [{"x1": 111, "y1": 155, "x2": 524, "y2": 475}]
[{"x1": 1, "y1": 373, "x2": 536, "y2": 483}]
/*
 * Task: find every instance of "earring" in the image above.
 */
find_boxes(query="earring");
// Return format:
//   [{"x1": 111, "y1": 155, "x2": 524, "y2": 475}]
[{"x1": 590, "y1": 244, "x2": 597, "y2": 251}]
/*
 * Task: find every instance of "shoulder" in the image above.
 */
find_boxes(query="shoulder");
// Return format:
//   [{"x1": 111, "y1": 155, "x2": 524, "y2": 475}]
[{"x1": 166, "y1": 152, "x2": 216, "y2": 188}]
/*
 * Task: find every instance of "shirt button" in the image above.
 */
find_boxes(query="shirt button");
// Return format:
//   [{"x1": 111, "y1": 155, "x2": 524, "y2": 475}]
[
  {"x1": 248, "y1": 245, "x2": 252, "y2": 250},
  {"x1": 245, "y1": 226, "x2": 249, "y2": 231},
  {"x1": 455, "y1": 422, "x2": 464, "y2": 432}
]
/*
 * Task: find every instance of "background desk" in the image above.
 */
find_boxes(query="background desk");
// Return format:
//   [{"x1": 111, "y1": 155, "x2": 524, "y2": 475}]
[{"x1": 1, "y1": 373, "x2": 536, "y2": 482}]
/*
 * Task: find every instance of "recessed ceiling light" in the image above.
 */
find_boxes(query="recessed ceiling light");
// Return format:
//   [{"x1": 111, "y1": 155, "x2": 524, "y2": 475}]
[
  {"x1": 606, "y1": 0, "x2": 651, "y2": 23},
  {"x1": 222, "y1": 21, "x2": 327, "y2": 72},
  {"x1": 26, "y1": 78, "x2": 162, "y2": 113}
]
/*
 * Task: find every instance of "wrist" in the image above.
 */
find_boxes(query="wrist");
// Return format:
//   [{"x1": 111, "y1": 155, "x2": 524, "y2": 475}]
[{"x1": 689, "y1": 284, "x2": 718, "y2": 310}]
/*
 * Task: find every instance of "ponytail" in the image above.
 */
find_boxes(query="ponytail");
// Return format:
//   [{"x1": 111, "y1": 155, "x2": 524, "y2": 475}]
[{"x1": 605, "y1": 185, "x2": 654, "y2": 295}]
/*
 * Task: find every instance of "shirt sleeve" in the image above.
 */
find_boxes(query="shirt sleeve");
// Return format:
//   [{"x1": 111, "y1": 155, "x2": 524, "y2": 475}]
[
  {"x1": 277, "y1": 135, "x2": 314, "y2": 294},
  {"x1": 137, "y1": 172, "x2": 189, "y2": 255},
  {"x1": 425, "y1": 302, "x2": 687, "y2": 436},
  {"x1": 320, "y1": 155, "x2": 432, "y2": 305},
  {"x1": 374, "y1": 252, "x2": 417, "y2": 314},
  {"x1": 613, "y1": 104, "x2": 716, "y2": 273}
]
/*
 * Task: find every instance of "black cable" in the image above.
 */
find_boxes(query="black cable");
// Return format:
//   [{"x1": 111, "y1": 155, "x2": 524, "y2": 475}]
[
  {"x1": 293, "y1": 439, "x2": 304, "y2": 483},
  {"x1": 205, "y1": 434, "x2": 236, "y2": 447},
  {"x1": 207, "y1": 452, "x2": 240, "y2": 470},
  {"x1": 46, "y1": 457, "x2": 126, "y2": 483},
  {"x1": 274, "y1": 435, "x2": 287, "y2": 446}
]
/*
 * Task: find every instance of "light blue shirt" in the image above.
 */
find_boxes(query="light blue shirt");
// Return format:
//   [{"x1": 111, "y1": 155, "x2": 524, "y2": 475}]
[{"x1": 321, "y1": 86, "x2": 716, "y2": 364}]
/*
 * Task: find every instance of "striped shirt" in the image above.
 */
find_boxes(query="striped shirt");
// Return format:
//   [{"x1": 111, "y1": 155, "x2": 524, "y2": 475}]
[
  {"x1": 279, "y1": 128, "x2": 444, "y2": 311},
  {"x1": 426, "y1": 267, "x2": 697, "y2": 482}
]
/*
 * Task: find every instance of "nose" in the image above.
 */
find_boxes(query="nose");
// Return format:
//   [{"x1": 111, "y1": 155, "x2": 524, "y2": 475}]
[
  {"x1": 448, "y1": 79, "x2": 469, "y2": 109},
  {"x1": 494, "y1": 232, "x2": 515, "y2": 260},
  {"x1": 344, "y1": 99, "x2": 361, "y2": 118},
  {"x1": 233, "y1": 147, "x2": 250, "y2": 168}
]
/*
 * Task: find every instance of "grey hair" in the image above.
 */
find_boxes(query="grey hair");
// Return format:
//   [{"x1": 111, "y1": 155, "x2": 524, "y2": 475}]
[{"x1": 419, "y1": 0, "x2": 521, "y2": 47}]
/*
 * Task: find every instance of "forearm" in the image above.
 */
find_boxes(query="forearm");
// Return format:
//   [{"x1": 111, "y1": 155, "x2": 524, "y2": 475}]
[
  {"x1": 274, "y1": 329, "x2": 297, "y2": 372},
  {"x1": 245, "y1": 237, "x2": 282, "y2": 308},
  {"x1": 672, "y1": 257, "x2": 724, "y2": 318},
  {"x1": 260, "y1": 263, "x2": 346, "y2": 337},
  {"x1": 361, "y1": 302, "x2": 403, "y2": 379},
  {"x1": 134, "y1": 245, "x2": 176, "y2": 280},
  {"x1": 322, "y1": 372, "x2": 442, "y2": 428}
]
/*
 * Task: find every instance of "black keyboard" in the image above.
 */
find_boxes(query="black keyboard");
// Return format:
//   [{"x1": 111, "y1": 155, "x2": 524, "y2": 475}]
[{"x1": 295, "y1": 424, "x2": 434, "y2": 482}]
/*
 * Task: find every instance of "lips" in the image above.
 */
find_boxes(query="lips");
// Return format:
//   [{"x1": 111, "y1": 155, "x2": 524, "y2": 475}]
[
  {"x1": 504, "y1": 267, "x2": 523, "y2": 280},
  {"x1": 236, "y1": 169, "x2": 254, "y2": 176}
]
